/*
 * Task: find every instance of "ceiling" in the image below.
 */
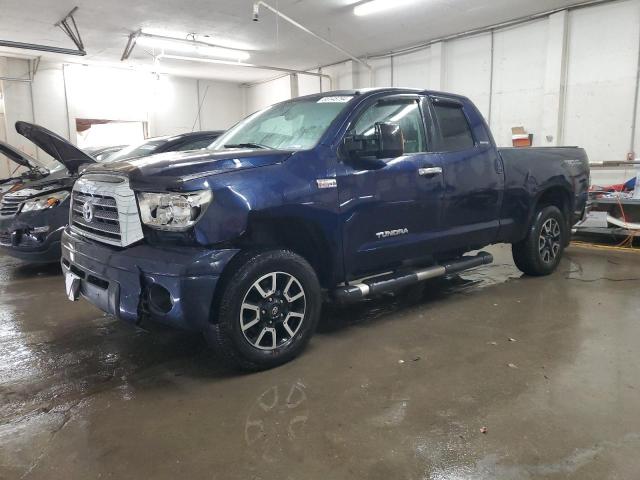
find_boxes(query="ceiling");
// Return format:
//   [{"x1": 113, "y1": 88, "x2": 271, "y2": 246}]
[{"x1": 0, "y1": 0, "x2": 598, "y2": 83}]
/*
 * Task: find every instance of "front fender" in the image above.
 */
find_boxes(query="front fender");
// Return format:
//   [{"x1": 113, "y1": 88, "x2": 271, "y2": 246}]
[{"x1": 193, "y1": 185, "x2": 255, "y2": 244}]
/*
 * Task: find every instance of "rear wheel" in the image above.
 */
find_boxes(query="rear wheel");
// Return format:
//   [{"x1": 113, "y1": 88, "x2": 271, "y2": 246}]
[
  {"x1": 206, "y1": 249, "x2": 321, "y2": 371},
  {"x1": 512, "y1": 206, "x2": 567, "y2": 276}
]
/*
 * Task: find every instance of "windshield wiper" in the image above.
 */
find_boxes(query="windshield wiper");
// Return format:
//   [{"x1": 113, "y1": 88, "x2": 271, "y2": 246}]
[{"x1": 224, "y1": 143, "x2": 270, "y2": 150}]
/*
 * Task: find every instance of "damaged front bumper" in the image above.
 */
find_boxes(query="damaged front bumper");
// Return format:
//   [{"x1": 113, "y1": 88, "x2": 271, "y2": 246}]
[
  {"x1": 0, "y1": 207, "x2": 68, "y2": 263},
  {"x1": 60, "y1": 228, "x2": 239, "y2": 332}
]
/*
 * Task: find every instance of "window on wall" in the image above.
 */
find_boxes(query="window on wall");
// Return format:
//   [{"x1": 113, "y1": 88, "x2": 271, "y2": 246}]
[
  {"x1": 353, "y1": 100, "x2": 426, "y2": 154},
  {"x1": 433, "y1": 104, "x2": 475, "y2": 152},
  {"x1": 75, "y1": 119, "x2": 147, "y2": 149}
]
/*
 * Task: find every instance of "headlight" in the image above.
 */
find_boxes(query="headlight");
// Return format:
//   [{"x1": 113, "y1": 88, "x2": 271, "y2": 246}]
[
  {"x1": 20, "y1": 191, "x2": 70, "y2": 213},
  {"x1": 137, "y1": 190, "x2": 212, "y2": 231}
]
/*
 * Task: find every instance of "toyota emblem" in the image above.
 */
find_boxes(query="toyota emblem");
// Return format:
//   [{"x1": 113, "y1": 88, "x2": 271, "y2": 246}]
[{"x1": 82, "y1": 201, "x2": 95, "y2": 223}]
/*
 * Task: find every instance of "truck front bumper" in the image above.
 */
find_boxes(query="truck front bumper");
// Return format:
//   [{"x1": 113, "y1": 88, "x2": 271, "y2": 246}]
[{"x1": 60, "y1": 228, "x2": 239, "y2": 332}]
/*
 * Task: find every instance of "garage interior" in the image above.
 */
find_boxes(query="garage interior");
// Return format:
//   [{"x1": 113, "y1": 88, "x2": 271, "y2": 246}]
[{"x1": 1, "y1": 0, "x2": 640, "y2": 478}]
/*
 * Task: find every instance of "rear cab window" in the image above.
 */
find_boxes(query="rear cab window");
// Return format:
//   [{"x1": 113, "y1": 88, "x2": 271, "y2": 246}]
[{"x1": 431, "y1": 99, "x2": 476, "y2": 152}]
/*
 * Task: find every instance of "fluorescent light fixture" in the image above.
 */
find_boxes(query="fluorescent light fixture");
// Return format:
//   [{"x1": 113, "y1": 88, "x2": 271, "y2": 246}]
[
  {"x1": 354, "y1": 0, "x2": 416, "y2": 16},
  {"x1": 136, "y1": 32, "x2": 250, "y2": 61}
]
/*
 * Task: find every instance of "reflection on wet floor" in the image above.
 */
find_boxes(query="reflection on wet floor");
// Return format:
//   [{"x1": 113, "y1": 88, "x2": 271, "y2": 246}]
[{"x1": 1, "y1": 244, "x2": 640, "y2": 479}]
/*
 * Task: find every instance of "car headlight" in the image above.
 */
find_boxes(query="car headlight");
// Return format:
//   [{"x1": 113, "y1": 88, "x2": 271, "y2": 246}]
[
  {"x1": 20, "y1": 191, "x2": 70, "y2": 213},
  {"x1": 137, "y1": 190, "x2": 212, "y2": 231}
]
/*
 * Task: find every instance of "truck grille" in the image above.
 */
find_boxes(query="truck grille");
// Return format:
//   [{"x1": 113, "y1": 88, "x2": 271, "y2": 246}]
[
  {"x1": 71, "y1": 193, "x2": 121, "y2": 242},
  {"x1": 70, "y1": 175, "x2": 144, "y2": 247},
  {"x1": 0, "y1": 195, "x2": 27, "y2": 217}
]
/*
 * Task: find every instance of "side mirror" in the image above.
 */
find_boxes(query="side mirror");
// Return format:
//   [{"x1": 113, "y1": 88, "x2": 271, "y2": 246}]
[
  {"x1": 342, "y1": 122, "x2": 405, "y2": 169},
  {"x1": 376, "y1": 122, "x2": 404, "y2": 158}
]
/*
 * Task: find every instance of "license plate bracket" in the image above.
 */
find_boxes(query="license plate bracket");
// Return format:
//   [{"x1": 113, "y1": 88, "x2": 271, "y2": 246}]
[{"x1": 65, "y1": 271, "x2": 81, "y2": 301}]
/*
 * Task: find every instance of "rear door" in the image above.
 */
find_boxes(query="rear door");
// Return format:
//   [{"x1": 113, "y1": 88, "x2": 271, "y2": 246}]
[
  {"x1": 428, "y1": 96, "x2": 504, "y2": 250},
  {"x1": 337, "y1": 94, "x2": 445, "y2": 279}
]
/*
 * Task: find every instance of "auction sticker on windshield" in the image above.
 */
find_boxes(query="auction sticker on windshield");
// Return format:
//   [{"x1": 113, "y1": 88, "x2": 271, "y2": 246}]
[{"x1": 317, "y1": 96, "x2": 353, "y2": 103}]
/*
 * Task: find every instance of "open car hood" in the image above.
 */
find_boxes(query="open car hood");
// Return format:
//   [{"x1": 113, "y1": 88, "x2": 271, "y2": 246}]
[
  {"x1": 15, "y1": 121, "x2": 96, "y2": 174},
  {"x1": 0, "y1": 139, "x2": 42, "y2": 170}
]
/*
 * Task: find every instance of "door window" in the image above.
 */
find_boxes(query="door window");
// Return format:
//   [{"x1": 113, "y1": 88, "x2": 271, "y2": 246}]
[
  {"x1": 433, "y1": 104, "x2": 475, "y2": 151},
  {"x1": 353, "y1": 100, "x2": 426, "y2": 154}
]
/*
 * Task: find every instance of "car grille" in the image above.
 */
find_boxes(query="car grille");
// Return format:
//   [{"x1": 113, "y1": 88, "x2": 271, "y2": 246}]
[
  {"x1": 70, "y1": 175, "x2": 144, "y2": 247},
  {"x1": 0, "y1": 195, "x2": 27, "y2": 217}
]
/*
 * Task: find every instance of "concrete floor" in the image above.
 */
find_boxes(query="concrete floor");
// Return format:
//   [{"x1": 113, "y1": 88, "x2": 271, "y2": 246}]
[{"x1": 1, "y1": 244, "x2": 640, "y2": 479}]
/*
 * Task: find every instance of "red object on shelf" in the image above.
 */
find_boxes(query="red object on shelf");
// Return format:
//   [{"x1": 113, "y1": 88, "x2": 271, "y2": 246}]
[{"x1": 512, "y1": 127, "x2": 533, "y2": 148}]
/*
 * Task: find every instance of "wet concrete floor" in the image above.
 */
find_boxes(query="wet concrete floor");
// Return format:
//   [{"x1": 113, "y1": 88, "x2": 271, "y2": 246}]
[{"x1": 1, "y1": 243, "x2": 640, "y2": 479}]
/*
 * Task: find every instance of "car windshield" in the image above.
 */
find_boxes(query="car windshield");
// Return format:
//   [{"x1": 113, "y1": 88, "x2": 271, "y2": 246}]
[
  {"x1": 107, "y1": 138, "x2": 168, "y2": 162},
  {"x1": 210, "y1": 96, "x2": 354, "y2": 151}
]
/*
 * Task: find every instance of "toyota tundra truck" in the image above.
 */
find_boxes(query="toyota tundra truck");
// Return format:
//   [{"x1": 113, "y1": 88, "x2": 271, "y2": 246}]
[{"x1": 59, "y1": 88, "x2": 590, "y2": 370}]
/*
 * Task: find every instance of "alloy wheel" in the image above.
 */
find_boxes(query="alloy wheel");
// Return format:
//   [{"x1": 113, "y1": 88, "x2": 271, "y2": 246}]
[
  {"x1": 240, "y1": 272, "x2": 306, "y2": 350},
  {"x1": 538, "y1": 218, "x2": 562, "y2": 264}
]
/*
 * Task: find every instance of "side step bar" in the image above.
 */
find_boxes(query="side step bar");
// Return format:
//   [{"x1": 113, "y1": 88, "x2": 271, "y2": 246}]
[{"x1": 333, "y1": 251, "x2": 493, "y2": 303}]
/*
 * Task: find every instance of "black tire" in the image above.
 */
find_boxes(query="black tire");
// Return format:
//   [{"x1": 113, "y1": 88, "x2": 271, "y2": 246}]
[
  {"x1": 205, "y1": 249, "x2": 321, "y2": 371},
  {"x1": 512, "y1": 206, "x2": 567, "y2": 276}
]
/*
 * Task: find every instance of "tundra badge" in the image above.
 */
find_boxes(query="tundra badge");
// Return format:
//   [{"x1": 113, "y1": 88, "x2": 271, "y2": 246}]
[
  {"x1": 376, "y1": 228, "x2": 409, "y2": 239},
  {"x1": 316, "y1": 179, "x2": 337, "y2": 189}
]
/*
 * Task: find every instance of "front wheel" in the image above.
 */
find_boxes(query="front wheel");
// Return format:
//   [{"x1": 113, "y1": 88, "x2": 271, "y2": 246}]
[
  {"x1": 512, "y1": 206, "x2": 567, "y2": 276},
  {"x1": 206, "y1": 249, "x2": 321, "y2": 371}
]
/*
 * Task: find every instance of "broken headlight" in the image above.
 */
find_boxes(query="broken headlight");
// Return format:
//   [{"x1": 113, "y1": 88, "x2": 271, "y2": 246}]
[
  {"x1": 20, "y1": 191, "x2": 70, "y2": 213},
  {"x1": 137, "y1": 190, "x2": 212, "y2": 231}
]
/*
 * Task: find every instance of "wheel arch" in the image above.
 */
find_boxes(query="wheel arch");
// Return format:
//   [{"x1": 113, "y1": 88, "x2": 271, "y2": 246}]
[
  {"x1": 519, "y1": 185, "x2": 573, "y2": 245},
  {"x1": 234, "y1": 214, "x2": 337, "y2": 288}
]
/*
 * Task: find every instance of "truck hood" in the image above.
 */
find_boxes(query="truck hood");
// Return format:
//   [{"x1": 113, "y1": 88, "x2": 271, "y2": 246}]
[
  {"x1": 15, "y1": 121, "x2": 96, "y2": 174},
  {"x1": 82, "y1": 148, "x2": 294, "y2": 189}
]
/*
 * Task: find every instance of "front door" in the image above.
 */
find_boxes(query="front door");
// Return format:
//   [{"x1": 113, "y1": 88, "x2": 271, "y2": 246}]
[{"x1": 337, "y1": 95, "x2": 445, "y2": 280}]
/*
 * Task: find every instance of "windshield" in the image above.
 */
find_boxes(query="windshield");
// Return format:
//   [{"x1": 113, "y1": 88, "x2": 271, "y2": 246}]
[
  {"x1": 107, "y1": 138, "x2": 168, "y2": 162},
  {"x1": 210, "y1": 96, "x2": 354, "y2": 151}
]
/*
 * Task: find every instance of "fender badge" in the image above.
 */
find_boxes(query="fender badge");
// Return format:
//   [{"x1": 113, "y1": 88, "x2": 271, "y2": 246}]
[
  {"x1": 376, "y1": 228, "x2": 409, "y2": 239},
  {"x1": 316, "y1": 179, "x2": 337, "y2": 189}
]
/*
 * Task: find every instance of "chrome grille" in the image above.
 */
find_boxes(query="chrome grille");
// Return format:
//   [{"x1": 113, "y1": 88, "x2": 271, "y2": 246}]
[
  {"x1": 71, "y1": 192, "x2": 121, "y2": 242},
  {"x1": 0, "y1": 196, "x2": 27, "y2": 217},
  {"x1": 70, "y1": 175, "x2": 144, "y2": 247}
]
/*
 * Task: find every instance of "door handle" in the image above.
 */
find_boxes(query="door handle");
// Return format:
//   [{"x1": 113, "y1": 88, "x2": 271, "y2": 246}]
[{"x1": 418, "y1": 167, "x2": 442, "y2": 177}]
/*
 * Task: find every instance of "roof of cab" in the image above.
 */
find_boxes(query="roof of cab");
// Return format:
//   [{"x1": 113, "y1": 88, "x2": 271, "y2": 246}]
[{"x1": 286, "y1": 87, "x2": 471, "y2": 103}]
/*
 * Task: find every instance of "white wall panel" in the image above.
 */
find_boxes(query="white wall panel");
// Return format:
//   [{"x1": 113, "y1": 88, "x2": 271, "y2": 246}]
[
  {"x1": 491, "y1": 20, "x2": 549, "y2": 147},
  {"x1": 148, "y1": 75, "x2": 199, "y2": 137},
  {"x1": 371, "y1": 57, "x2": 392, "y2": 88},
  {"x1": 245, "y1": 75, "x2": 291, "y2": 114},
  {"x1": 444, "y1": 33, "x2": 492, "y2": 119},
  {"x1": 324, "y1": 62, "x2": 355, "y2": 90},
  {"x1": 31, "y1": 63, "x2": 69, "y2": 144},
  {"x1": 394, "y1": 49, "x2": 431, "y2": 89},
  {"x1": 563, "y1": 0, "x2": 640, "y2": 162},
  {"x1": 298, "y1": 73, "x2": 324, "y2": 97},
  {"x1": 197, "y1": 79, "x2": 245, "y2": 130}
]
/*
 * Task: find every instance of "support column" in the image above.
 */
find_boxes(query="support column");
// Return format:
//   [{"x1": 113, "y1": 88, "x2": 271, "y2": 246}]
[
  {"x1": 542, "y1": 11, "x2": 569, "y2": 146},
  {"x1": 290, "y1": 73, "x2": 299, "y2": 98},
  {"x1": 429, "y1": 42, "x2": 444, "y2": 90},
  {"x1": 1, "y1": 58, "x2": 36, "y2": 156}
]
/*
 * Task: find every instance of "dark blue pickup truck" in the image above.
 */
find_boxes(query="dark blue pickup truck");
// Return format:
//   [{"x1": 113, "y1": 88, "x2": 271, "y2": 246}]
[{"x1": 59, "y1": 88, "x2": 590, "y2": 370}]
